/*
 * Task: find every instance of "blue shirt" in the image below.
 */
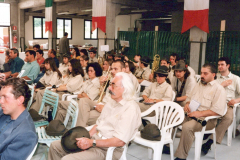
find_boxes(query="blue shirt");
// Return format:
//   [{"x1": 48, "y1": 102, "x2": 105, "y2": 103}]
[
  {"x1": 0, "y1": 108, "x2": 38, "y2": 160},
  {"x1": 54, "y1": 57, "x2": 59, "y2": 68},
  {"x1": 20, "y1": 60, "x2": 40, "y2": 82},
  {"x1": 10, "y1": 57, "x2": 24, "y2": 73}
]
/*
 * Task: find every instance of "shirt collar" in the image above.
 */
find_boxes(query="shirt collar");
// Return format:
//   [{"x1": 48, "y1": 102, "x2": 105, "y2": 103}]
[
  {"x1": 13, "y1": 56, "x2": 20, "y2": 62},
  {"x1": 219, "y1": 72, "x2": 232, "y2": 78},
  {"x1": 91, "y1": 77, "x2": 98, "y2": 84},
  {"x1": 208, "y1": 80, "x2": 217, "y2": 86},
  {"x1": 12, "y1": 109, "x2": 28, "y2": 128},
  {"x1": 157, "y1": 81, "x2": 167, "y2": 87}
]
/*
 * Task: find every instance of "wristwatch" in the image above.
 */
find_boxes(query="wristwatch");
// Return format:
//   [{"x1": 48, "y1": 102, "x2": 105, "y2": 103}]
[{"x1": 93, "y1": 140, "x2": 96, "y2": 147}]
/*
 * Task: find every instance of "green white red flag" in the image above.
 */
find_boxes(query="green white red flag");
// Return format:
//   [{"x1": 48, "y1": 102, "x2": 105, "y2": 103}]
[
  {"x1": 92, "y1": 0, "x2": 106, "y2": 33},
  {"x1": 181, "y1": 0, "x2": 209, "y2": 33},
  {"x1": 45, "y1": 0, "x2": 53, "y2": 33}
]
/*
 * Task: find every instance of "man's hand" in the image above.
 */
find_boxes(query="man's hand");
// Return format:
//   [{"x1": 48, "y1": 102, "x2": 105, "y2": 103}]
[
  {"x1": 221, "y1": 79, "x2": 232, "y2": 87},
  {"x1": 184, "y1": 103, "x2": 191, "y2": 113},
  {"x1": 95, "y1": 104, "x2": 104, "y2": 113},
  {"x1": 149, "y1": 73, "x2": 153, "y2": 81},
  {"x1": 100, "y1": 76, "x2": 108, "y2": 85},
  {"x1": 228, "y1": 99, "x2": 238, "y2": 106},
  {"x1": 78, "y1": 92, "x2": 89, "y2": 99},
  {"x1": 144, "y1": 98, "x2": 154, "y2": 103},
  {"x1": 187, "y1": 111, "x2": 202, "y2": 118},
  {"x1": 76, "y1": 137, "x2": 93, "y2": 150}
]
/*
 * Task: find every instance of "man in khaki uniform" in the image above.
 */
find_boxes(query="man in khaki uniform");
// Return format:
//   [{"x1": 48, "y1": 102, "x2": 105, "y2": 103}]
[
  {"x1": 174, "y1": 64, "x2": 226, "y2": 160},
  {"x1": 89, "y1": 48, "x2": 98, "y2": 63},
  {"x1": 135, "y1": 56, "x2": 151, "y2": 83},
  {"x1": 138, "y1": 66, "x2": 173, "y2": 116},
  {"x1": 201, "y1": 57, "x2": 240, "y2": 154},
  {"x1": 48, "y1": 72, "x2": 141, "y2": 160},
  {"x1": 171, "y1": 60, "x2": 196, "y2": 107},
  {"x1": 59, "y1": 54, "x2": 70, "y2": 78},
  {"x1": 77, "y1": 60, "x2": 126, "y2": 127},
  {"x1": 54, "y1": 63, "x2": 102, "y2": 124}
]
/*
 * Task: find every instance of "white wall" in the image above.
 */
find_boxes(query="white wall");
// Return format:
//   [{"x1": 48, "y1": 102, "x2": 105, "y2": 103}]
[{"x1": 25, "y1": 16, "x2": 98, "y2": 48}]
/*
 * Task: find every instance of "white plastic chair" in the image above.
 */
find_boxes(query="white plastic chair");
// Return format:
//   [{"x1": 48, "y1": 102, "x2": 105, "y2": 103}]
[
  {"x1": 85, "y1": 125, "x2": 134, "y2": 160},
  {"x1": 26, "y1": 143, "x2": 38, "y2": 160},
  {"x1": 194, "y1": 105, "x2": 227, "y2": 160},
  {"x1": 37, "y1": 99, "x2": 79, "y2": 147},
  {"x1": 136, "y1": 84, "x2": 141, "y2": 97},
  {"x1": 27, "y1": 84, "x2": 35, "y2": 110},
  {"x1": 227, "y1": 103, "x2": 240, "y2": 146},
  {"x1": 133, "y1": 101, "x2": 184, "y2": 160}
]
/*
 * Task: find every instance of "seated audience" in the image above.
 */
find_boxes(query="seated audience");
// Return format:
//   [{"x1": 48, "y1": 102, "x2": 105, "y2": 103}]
[
  {"x1": 125, "y1": 60, "x2": 139, "y2": 92},
  {"x1": 33, "y1": 44, "x2": 40, "y2": 52},
  {"x1": 89, "y1": 48, "x2": 98, "y2": 63},
  {"x1": 80, "y1": 55, "x2": 89, "y2": 80},
  {"x1": 169, "y1": 53, "x2": 180, "y2": 69},
  {"x1": 48, "y1": 49, "x2": 59, "y2": 68},
  {"x1": 102, "y1": 59, "x2": 113, "y2": 76},
  {"x1": 0, "y1": 78, "x2": 38, "y2": 159},
  {"x1": 54, "y1": 62, "x2": 102, "y2": 124},
  {"x1": 59, "y1": 53, "x2": 70, "y2": 78},
  {"x1": 174, "y1": 64, "x2": 226, "y2": 160},
  {"x1": 48, "y1": 72, "x2": 141, "y2": 160},
  {"x1": 135, "y1": 56, "x2": 152, "y2": 83},
  {"x1": 36, "y1": 49, "x2": 45, "y2": 66},
  {"x1": 72, "y1": 47, "x2": 80, "y2": 60},
  {"x1": 80, "y1": 49, "x2": 88, "y2": 57},
  {"x1": 2, "y1": 50, "x2": 12, "y2": 72}
]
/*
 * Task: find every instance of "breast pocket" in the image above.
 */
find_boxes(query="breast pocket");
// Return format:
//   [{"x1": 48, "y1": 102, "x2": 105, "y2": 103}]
[{"x1": 202, "y1": 94, "x2": 213, "y2": 107}]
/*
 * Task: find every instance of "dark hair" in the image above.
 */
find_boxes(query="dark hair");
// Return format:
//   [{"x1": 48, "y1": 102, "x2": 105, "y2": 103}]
[
  {"x1": 105, "y1": 59, "x2": 113, "y2": 66},
  {"x1": 80, "y1": 49, "x2": 88, "y2": 56},
  {"x1": 50, "y1": 49, "x2": 56, "y2": 57},
  {"x1": 125, "y1": 61, "x2": 136, "y2": 74},
  {"x1": 218, "y1": 57, "x2": 231, "y2": 68},
  {"x1": 112, "y1": 60, "x2": 125, "y2": 69},
  {"x1": 161, "y1": 57, "x2": 170, "y2": 64},
  {"x1": 173, "y1": 68, "x2": 191, "y2": 79},
  {"x1": 0, "y1": 78, "x2": 31, "y2": 108},
  {"x1": 26, "y1": 50, "x2": 36, "y2": 58},
  {"x1": 68, "y1": 59, "x2": 84, "y2": 77},
  {"x1": 135, "y1": 54, "x2": 142, "y2": 58},
  {"x1": 81, "y1": 55, "x2": 89, "y2": 61},
  {"x1": 10, "y1": 48, "x2": 19, "y2": 56},
  {"x1": 36, "y1": 49, "x2": 44, "y2": 56},
  {"x1": 141, "y1": 62, "x2": 148, "y2": 67},
  {"x1": 5, "y1": 49, "x2": 10, "y2": 57},
  {"x1": 170, "y1": 53, "x2": 180, "y2": 62},
  {"x1": 33, "y1": 44, "x2": 40, "y2": 50},
  {"x1": 44, "y1": 58, "x2": 62, "y2": 78},
  {"x1": 86, "y1": 62, "x2": 103, "y2": 77},
  {"x1": 73, "y1": 47, "x2": 80, "y2": 57},
  {"x1": 202, "y1": 63, "x2": 217, "y2": 79},
  {"x1": 64, "y1": 32, "x2": 68, "y2": 36}
]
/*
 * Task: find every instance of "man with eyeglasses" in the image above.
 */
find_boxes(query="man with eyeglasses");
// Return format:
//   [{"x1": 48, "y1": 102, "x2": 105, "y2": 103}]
[{"x1": 48, "y1": 72, "x2": 141, "y2": 160}]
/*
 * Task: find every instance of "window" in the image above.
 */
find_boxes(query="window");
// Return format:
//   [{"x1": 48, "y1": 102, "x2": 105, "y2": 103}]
[
  {"x1": 0, "y1": 3, "x2": 10, "y2": 26},
  {"x1": 33, "y1": 17, "x2": 72, "y2": 39},
  {"x1": 57, "y1": 18, "x2": 72, "y2": 39},
  {"x1": 84, "y1": 20, "x2": 98, "y2": 40},
  {"x1": 33, "y1": 17, "x2": 48, "y2": 39}
]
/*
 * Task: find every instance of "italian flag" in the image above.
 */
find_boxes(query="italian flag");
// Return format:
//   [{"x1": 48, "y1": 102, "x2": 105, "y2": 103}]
[
  {"x1": 92, "y1": 0, "x2": 106, "y2": 33},
  {"x1": 45, "y1": 0, "x2": 53, "y2": 33},
  {"x1": 181, "y1": 0, "x2": 209, "y2": 33}
]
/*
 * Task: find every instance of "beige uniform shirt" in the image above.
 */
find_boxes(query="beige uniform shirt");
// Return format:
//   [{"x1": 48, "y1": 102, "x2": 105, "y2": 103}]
[
  {"x1": 142, "y1": 81, "x2": 173, "y2": 101},
  {"x1": 82, "y1": 67, "x2": 89, "y2": 80},
  {"x1": 96, "y1": 99, "x2": 141, "y2": 143},
  {"x1": 216, "y1": 72, "x2": 240, "y2": 102},
  {"x1": 39, "y1": 70, "x2": 62, "y2": 86},
  {"x1": 187, "y1": 66, "x2": 196, "y2": 77},
  {"x1": 75, "y1": 77, "x2": 100, "y2": 100},
  {"x1": 128, "y1": 72, "x2": 139, "y2": 92},
  {"x1": 62, "y1": 74, "x2": 83, "y2": 93},
  {"x1": 89, "y1": 57, "x2": 98, "y2": 63},
  {"x1": 186, "y1": 80, "x2": 227, "y2": 116},
  {"x1": 135, "y1": 67, "x2": 151, "y2": 80},
  {"x1": 171, "y1": 75, "x2": 196, "y2": 106},
  {"x1": 58, "y1": 63, "x2": 68, "y2": 76}
]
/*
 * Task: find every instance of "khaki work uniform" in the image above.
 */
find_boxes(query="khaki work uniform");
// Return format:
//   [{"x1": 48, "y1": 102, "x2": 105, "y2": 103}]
[
  {"x1": 174, "y1": 80, "x2": 226, "y2": 159},
  {"x1": 89, "y1": 57, "x2": 98, "y2": 63},
  {"x1": 128, "y1": 72, "x2": 139, "y2": 92},
  {"x1": 39, "y1": 70, "x2": 62, "y2": 86},
  {"x1": 48, "y1": 99, "x2": 142, "y2": 160},
  {"x1": 171, "y1": 75, "x2": 196, "y2": 107},
  {"x1": 58, "y1": 63, "x2": 68, "y2": 77},
  {"x1": 210, "y1": 72, "x2": 240, "y2": 143},
  {"x1": 135, "y1": 67, "x2": 151, "y2": 81},
  {"x1": 138, "y1": 81, "x2": 173, "y2": 116},
  {"x1": 31, "y1": 74, "x2": 83, "y2": 112},
  {"x1": 55, "y1": 77, "x2": 100, "y2": 124}
]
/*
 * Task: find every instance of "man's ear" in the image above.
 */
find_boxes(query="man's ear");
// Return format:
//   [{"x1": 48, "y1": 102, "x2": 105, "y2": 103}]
[{"x1": 17, "y1": 96, "x2": 25, "y2": 106}]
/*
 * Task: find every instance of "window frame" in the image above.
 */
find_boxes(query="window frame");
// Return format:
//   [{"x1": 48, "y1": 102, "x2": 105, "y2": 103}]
[
  {"x1": 33, "y1": 17, "x2": 72, "y2": 40},
  {"x1": 84, "y1": 20, "x2": 98, "y2": 40}
]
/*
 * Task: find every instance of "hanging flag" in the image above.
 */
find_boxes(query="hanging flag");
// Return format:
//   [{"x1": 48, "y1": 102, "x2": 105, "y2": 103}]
[
  {"x1": 45, "y1": 0, "x2": 53, "y2": 33},
  {"x1": 92, "y1": 0, "x2": 106, "y2": 33},
  {"x1": 181, "y1": 0, "x2": 209, "y2": 33}
]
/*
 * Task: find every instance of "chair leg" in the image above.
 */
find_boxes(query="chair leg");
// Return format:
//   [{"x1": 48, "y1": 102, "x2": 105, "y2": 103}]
[
  {"x1": 194, "y1": 132, "x2": 203, "y2": 160},
  {"x1": 233, "y1": 117, "x2": 236, "y2": 138},
  {"x1": 148, "y1": 148, "x2": 153, "y2": 159},
  {"x1": 227, "y1": 123, "x2": 233, "y2": 146},
  {"x1": 212, "y1": 132, "x2": 217, "y2": 160},
  {"x1": 153, "y1": 145, "x2": 163, "y2": 160},
  {"x1": 169, "y1": 142, "x2": 174, "y2": 160}
]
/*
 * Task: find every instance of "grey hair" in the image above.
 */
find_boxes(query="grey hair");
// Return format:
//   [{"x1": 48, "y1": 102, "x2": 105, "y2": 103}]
[{"x1": 115, "y1": 72, "x2": 135, "y2": 101}]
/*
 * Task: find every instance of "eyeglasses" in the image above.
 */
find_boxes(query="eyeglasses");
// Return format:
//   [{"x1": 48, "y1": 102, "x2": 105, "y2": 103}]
[{"x1": 109, "y1": 82, "x2": 122, "y2": 89}]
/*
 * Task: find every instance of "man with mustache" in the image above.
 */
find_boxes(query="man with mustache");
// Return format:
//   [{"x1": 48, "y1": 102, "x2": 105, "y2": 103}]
[{"x1": 174, "y1": 64, "x2": 226, "y2": 160}]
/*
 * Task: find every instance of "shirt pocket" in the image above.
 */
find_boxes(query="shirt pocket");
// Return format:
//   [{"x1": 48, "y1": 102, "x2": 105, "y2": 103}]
[{"x1": 202, "y1": 94, "x2": 213, "y2": 108}]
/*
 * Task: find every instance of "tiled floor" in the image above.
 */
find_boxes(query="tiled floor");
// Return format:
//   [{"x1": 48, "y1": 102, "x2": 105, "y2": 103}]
[{"x1": 32, "y1": 134, "x2": 240, "y2": 160}]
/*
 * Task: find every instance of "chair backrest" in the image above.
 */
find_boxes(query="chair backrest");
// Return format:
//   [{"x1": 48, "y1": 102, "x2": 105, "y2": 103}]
[
  {"x1": 172, "y1": 91, "x2": 176, "y2": 101},
  {"x1": 141, "y1": 101, "x2": 184, "y2": 139},
  {"x1": 26, "y1": 143, "x2": 37, "y2": 160},
  {"x1": 136, "y1": 84, "x2": 141, "y2": 97},
  {"x1": 27, "y1": 84, "x2": 35, "y2": 110},
  {"x1": 195, "y1": 75, "x2": 201, "y2": 83},
  {"x1": 39, "y1": 89, "x2": 59, "y2": 119},
  {"x1": 63, "y1": 99, "x2": 79, "y2": 128}
]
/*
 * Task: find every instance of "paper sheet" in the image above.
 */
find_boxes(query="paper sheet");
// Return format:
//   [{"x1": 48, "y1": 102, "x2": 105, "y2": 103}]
[
  {"x1": 140, "y1": 80, "x2": 152, "y2": 87},
  {"x1": 189, "y1": 99, "x2": 200, "y2": 112}
]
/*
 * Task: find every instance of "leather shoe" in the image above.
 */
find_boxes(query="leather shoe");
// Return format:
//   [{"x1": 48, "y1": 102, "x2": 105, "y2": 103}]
[
  {"x1": 203, "y1": 133, "x2": 211, "y2": 140},
  {"x1": 174, "y1": 157, "x2": 186, "y2": 160},
  {"x1": 236, "y1": 129, "x2": 240, "y2": 137},
  {"x1": 201, "y1": 140, "x2": 212, "y2": 155},
  {"x1": 162, "y1": 145, "x2": 170, "y2": 154}
]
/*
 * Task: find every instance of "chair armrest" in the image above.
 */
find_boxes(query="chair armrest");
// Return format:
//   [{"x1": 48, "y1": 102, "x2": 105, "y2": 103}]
[
  {"x1": 106, "y1": 147, "x2": 116, "y2": 160},
  {"x1": 234, "y1": 103, "x2": 240, "y2": 108},
  {"x1": 66, "y1": 95, "x2": 78, "y2": 101},
  {"x1": 204, "y1": 115, "x2": 221, "y2": 121},
  {"x1": 62, "y1": 94, "x2": 71, "y2": 101},
  {"x1": 85, "y1": 125, "x2": 94, "y2": 131},
  {"x1": 135, "y1": 97, "x2": 143, "y2": 102},
  {"x1": 45, "y1": 86, "x2": 52, "y2": 90}
]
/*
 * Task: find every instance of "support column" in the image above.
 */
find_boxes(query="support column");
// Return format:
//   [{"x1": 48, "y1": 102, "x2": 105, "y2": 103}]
[
  {"x1": 48, "y1": 2, "x2": 57, "y2": 50},
  {"x1": 18, "y1": 8, "x2": 25, "y2": 52},
  {"x1": 189, "y1": 26, "x2": 207, "y2": 74},
  {"x1": 10, "y1": 2, "x2": 18, "y2": 49}
]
